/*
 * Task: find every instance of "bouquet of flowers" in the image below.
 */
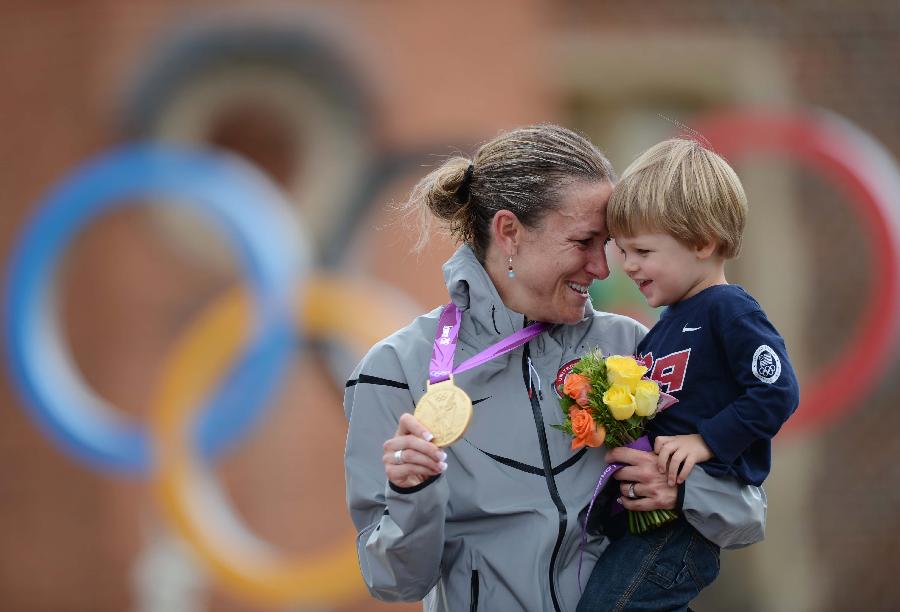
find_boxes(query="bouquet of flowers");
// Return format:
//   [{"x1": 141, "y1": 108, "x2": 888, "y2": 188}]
[{"x1": 554, "y1": 349, "x2": 678, "y2": 534}]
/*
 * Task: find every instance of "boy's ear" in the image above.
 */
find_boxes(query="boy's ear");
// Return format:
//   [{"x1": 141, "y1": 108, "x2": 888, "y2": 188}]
[
  {"x1": 491, "y1": 210, "x2": 521, "y2": 255},
  {"x1": 695, "y1": 240, "x2": 718, "y2": 260}
]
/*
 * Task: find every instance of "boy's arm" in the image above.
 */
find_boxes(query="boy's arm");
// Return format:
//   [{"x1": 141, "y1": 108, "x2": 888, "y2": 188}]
[{"x1": 697, "y1": 311, "x2": 800, "y2": 467}]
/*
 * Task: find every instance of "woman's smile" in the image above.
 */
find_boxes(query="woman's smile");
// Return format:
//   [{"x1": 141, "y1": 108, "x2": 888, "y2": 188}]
[{"x1": 567, "y1": 281, "x2": 591, "y2": 297}]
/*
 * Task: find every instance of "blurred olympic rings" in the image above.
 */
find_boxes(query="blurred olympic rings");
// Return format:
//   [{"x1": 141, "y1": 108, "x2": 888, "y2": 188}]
[
  {"x1": 7, "y1": 102, "x2": 900, "y2": 608},
  {"x1": 4, "y1": 143, "x2": 419, "y2": 606},
  {"x1": 695, "y1": 110, "x2": 900, "y2": 435},
  {"x1": 4, "y1": 145, "x2": 307, "y2": 474},
  {"x1": 151, "y1": 279, "x2": 415, "y2": 606}
]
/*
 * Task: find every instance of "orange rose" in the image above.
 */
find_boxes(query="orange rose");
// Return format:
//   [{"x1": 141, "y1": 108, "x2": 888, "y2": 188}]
[
  {"x1": 563, "y1": 373, "x2": 592, "y2": 404},
  {"x1": 569, "y1": 408, "x2": 606, "y2": 450}
]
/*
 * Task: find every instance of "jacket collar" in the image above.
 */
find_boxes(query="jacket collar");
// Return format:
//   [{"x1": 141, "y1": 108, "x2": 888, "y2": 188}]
[{"x1": 441, "y1": 245, "x2": 594, "y2": 344}]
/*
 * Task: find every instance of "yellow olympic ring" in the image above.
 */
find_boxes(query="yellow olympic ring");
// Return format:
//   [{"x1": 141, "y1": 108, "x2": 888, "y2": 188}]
[{"x1": 150, "y1": 274, "x2": 417, "y2": 606}]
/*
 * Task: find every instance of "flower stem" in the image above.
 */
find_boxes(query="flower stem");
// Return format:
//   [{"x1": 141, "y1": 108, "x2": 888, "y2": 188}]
[{"x1": 628, "y1": 509, "x2": 679, "y2": 534}]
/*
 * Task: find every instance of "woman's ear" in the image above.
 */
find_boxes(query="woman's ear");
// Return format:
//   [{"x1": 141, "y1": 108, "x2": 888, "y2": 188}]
[{"x1": 491, "y1": 210, "x2": 521, "y2": 255}]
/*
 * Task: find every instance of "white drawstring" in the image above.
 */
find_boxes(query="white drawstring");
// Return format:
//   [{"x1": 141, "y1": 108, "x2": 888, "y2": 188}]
[{"x1": 527, "y1": 357, "x2": 544, "y2": 400}]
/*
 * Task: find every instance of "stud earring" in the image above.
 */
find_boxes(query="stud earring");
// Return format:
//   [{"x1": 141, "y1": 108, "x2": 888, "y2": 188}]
[{"x1": 507, "y1": 255, "x2": 516, "y2": 279}]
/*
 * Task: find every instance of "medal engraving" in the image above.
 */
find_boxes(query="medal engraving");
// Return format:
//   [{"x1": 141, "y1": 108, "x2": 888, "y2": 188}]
[{"x1": 414, "y1": 378, "x2": 472, "y2": 447}]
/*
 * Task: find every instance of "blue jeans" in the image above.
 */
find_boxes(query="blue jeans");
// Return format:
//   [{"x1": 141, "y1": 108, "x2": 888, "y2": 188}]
[{"x1": 576, "y1": 517, "x2": 720, "y2": 612}]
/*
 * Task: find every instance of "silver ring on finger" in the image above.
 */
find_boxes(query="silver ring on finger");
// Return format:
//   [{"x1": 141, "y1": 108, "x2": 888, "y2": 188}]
[
  {"x1": 393, "y1": 449, "x2": 404, "y2": 465},
  {"x1": 627, "y1": 482, "x2": 638, "y2": 499}
]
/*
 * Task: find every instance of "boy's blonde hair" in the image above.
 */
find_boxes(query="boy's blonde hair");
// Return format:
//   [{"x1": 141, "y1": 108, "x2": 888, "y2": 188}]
[{"x1": 608, "y1": 138, "x2": 748, "y2": 258}]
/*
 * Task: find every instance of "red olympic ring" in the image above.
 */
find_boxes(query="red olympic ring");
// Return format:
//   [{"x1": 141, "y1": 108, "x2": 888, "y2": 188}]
[{"x1": 693, "y1": 109, "x2": 900, "y2": 435}]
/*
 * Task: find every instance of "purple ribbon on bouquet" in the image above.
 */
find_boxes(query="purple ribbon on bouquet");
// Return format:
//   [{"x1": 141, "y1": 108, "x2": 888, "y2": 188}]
[{"x1": 576, "y1": 435, "x2": 653, "y2": 591}]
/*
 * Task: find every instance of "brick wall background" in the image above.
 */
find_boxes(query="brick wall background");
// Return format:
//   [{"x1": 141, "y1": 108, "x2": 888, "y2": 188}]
[{"x1": 1, "y1": 1, "x2": 897, "y2": 610}]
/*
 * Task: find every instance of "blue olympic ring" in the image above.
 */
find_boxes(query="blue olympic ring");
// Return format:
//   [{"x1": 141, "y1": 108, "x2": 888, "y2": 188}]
[{"x1": 4, "y1": 145, "x2": 308, "y2": 474}]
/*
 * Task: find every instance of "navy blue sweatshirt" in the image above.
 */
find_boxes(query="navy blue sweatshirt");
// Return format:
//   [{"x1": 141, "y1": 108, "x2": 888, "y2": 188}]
[{"x1": 637, "y1": 284, "x2": 800, "y2": 486}]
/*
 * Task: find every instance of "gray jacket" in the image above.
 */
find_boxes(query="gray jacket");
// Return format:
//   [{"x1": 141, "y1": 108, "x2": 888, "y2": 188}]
[{"x1": 344, "y1": 245, "x2": 766, "y2": 611}]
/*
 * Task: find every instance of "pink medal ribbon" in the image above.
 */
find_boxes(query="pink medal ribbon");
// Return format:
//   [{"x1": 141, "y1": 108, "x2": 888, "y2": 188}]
[{"x1": 429, "y1": 302, "x2": 549, "y2": 384}]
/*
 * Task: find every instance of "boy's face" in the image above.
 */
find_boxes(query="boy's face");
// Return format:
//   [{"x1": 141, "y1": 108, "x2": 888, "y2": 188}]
[{"x1": 614, "y1": 231, "x2": 719, "y2": 308}]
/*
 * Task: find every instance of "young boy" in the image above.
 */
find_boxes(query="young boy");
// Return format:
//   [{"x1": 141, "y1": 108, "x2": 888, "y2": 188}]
[{"x1": 577, "y1": 138, "x2": 800, "y2": 611}]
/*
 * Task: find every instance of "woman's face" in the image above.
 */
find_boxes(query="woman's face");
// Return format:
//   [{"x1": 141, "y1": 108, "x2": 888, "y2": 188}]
[{"x1": 512, "y1": 180, "x2": 613, "y2": 324}]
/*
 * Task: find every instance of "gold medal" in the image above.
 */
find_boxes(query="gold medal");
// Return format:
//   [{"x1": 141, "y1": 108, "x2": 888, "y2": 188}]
[{"x1": 413, "y1": 376, "x2": 473, "y2": 447}]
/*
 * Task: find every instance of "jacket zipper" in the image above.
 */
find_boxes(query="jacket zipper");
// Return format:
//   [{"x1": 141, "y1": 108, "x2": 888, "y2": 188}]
[
  {"x1": 470, "y1": 569, "x2": 480, "y2": 612},
  {"x1": 522, "y1": 342, "x2": 566, "y2": 612}
]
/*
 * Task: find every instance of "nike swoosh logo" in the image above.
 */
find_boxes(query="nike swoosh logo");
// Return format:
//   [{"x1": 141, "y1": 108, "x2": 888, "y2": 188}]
[{"x1": 682, "y1": 326, "x2": 702, "y2": 332}]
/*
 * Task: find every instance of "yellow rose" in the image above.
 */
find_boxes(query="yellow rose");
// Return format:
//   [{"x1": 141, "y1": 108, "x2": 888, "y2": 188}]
[
  {"x1": 602, "y1": 384, "x2": 636, "y2": 420},
  {"x1": 634, "y1": 379, "x2": 660, "y2": 417},
  {"x1": 605, "y1": 355, "x2": 648, "y2": 392}
]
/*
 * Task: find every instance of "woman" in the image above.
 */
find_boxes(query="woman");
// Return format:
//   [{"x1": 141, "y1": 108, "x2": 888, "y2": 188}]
[{"x1": 344, "y1": 124, "x2": 765, "y2": 611}]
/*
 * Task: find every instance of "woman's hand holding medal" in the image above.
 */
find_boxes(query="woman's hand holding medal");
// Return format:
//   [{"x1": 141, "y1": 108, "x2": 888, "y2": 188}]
[{"x1": 383, "y1": 413, "x2": 448, "y2": 488}]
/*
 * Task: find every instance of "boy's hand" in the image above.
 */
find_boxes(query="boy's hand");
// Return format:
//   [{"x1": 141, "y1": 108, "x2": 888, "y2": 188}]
[{"x1": 654, "y1": 434, "x2": 714, "y2": 486}]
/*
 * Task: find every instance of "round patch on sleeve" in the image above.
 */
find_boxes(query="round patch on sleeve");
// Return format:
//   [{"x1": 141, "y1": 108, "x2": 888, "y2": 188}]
[{"x1": 752, "y1": 345, "x2": 782, "y2": 383}]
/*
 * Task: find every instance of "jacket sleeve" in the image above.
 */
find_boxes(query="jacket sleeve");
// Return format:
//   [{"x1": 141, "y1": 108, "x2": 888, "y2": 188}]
[
  {"x1": 344, "y1": 343, "x2": 449, "y2": 601},
  {"x1": 697, "y1": 310, "x2": 800, "y2": 466},
  {"x1": 682, "y1": 465, "x2": 767, "y2": 549}
]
